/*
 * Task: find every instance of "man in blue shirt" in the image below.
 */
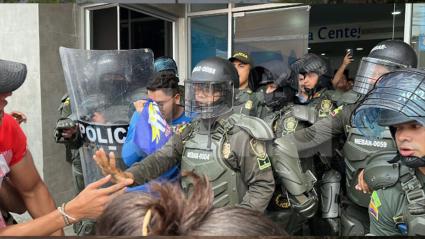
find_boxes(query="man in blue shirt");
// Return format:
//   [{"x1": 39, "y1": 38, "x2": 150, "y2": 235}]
[{"x1": 123, "y1": 69, "x2": 191, "y2": 192}]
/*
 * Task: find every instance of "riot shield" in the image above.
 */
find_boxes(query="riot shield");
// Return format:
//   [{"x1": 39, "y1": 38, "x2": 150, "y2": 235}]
[{"x1": 59, "y1": 47, "x2": 154, "y2": 186}]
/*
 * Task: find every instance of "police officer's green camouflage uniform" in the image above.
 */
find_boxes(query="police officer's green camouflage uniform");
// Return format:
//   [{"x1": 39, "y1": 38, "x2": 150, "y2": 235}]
[
  {"x1": 55, "y1": 95, "x2": 84, "y2": 194},
  {"x1": 275, "y1": 90, "x2": 398, "y2": 235},
  {"x1": 353, "y1": 69, "x2": 425, "y2": 237},
  {"x1": 126, "y1": 112, "x2": 275, "y2": 212},
  {"x1": 233, "y1": 88, "x2": 267, "y2": 117},
  {"x1": 265, "y1": 88, "x2": 340, "y2": 235},
  {"x1": 368, "y1": 166, "x2": 425, "y2": 236}
]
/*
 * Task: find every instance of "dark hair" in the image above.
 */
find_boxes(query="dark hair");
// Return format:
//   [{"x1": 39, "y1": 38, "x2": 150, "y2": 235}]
[
  {"x1": 96, "y1": 172, "x2": 285, "y2": 236},
  {"x1": 146, "y1": 70, "x2": 180, "y2": 96}
]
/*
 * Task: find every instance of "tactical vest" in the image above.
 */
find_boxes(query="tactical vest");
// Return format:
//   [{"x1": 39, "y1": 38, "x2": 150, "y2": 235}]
[
  {"x1": 181, "y1": 119, "x2": 242, "y2": 208},
  {"x1": 266, "y1": 89, "x2": 336, "y2": 137},
  {"x1": 394, "y1": 165, "x2": 425, "y2": 236},
  {"x1": 343, "y1": 126, "x2": 397, "y2": 207}
]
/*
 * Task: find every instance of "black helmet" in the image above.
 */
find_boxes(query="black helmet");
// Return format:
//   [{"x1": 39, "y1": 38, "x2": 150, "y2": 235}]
[
  {"x1": 298, "y1": 53, "x2": 329, "y2": 77},
  {"x1": 185, "y1": 57, "x2": 239, "y2": 119},
  {"x1": 292, "y1": 53, "x2": 330, "y2": 102},
  {"x1": 353, "y1": 68, "x2": 425, "y2": 135},
  {"x1": 254, "y1": 62, "x2": 295, "y2": 110},
  {"x1": 368, "y1": 40, "x2": 418, "y2": 67},
  {"x1": 353, "y1": 40, "x2": 418, "y2": 95},
  {"x1": 257, "y1": 60, "x2": 293, "y2": 88}
]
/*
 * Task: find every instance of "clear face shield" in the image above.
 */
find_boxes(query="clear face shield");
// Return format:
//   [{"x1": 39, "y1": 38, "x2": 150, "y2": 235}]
[
  {"x1": 353, "y1": 69, "x2": 425, "y2": 139},
  {"x1": 185, "y1": 80, "x2": 234, "y2": 120},
  {"x1": 352, "y1": 57, "x2": 406, "y2": 95}
]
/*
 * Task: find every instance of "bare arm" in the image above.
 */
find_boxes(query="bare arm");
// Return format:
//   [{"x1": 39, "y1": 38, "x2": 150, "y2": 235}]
[
  {"x1": 331, "y1": 53, "x2": 353, "y2": 89},
  {"x1": 0, "y1": 178, "x2": 26, "y2": 214},
  {"x1": 0, "y1": 175, "x2": 131, "y2": 236},
  {"x1": 8, "y1": 150, "x2": 63, "y2": 235}
]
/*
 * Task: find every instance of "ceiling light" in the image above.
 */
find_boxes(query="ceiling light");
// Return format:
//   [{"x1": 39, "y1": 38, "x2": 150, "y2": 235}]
[
  {"x1": 356, "y1": 47, "x2": 364, "y2": 51},
  {"x1": 307, "y1": 47, "x2": 311, "y2": 50},
  {"x1": 321, "y1": 53, "x2": 326, "y2": 56},
  {"x1": 392, "y1": 11, "x2": 401, "y2": 15}
]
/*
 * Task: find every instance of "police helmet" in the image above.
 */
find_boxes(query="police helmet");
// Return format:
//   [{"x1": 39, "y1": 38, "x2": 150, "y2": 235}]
[
  {"x1": 185, "y1": 57, "x2": 239, "y2": 119},
  {"x1": 353, "y1": 68, "x2": 425, "y2": 136},
  {"x1": 353, "y1": 40, "x2": 418, "y2": 95}
]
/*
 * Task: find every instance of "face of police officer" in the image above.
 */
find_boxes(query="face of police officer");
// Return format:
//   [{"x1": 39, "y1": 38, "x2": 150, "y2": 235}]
[
  {"x1": 194, "y1": 85, "x2": 222, "y2": 107},
  {"x1": 299, "y1": 72, "x2": 319, "y2": 90},
  {"x1": 0, "y1": 92, "x2": 12, "y2": 125},
  {"x1": 368, "y1": 64, "x2": 391, "y2": 84},
  {"x1": 148, "y1": 89, "x2": 180, "y2": 122},
  {"x1": 394, "y1": 121, "x2": 425, "y2": 158},
  {"x1": 232, "y1": 59, "x2": 250, "y2": 90}
]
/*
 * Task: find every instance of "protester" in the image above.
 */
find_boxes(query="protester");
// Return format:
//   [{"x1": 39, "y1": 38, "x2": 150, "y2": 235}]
[{"x1": 97, "y1": 172, "x2": 285, "y2": 236}]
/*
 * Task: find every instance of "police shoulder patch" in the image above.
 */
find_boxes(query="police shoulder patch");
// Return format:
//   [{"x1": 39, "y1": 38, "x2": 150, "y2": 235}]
[{"x1": 250, "y1": 139, "x2": 271, "y2": 170}]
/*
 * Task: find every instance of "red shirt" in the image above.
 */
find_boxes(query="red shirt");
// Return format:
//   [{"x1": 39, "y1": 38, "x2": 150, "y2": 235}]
[{"x1": 0, "y1": 113, "x2": 27, "y2": 169}]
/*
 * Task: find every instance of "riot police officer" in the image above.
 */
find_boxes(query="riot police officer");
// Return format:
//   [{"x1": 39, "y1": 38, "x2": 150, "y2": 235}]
[
  {"x1": 250, "y1": 62, "x2": 318, "y2": 234},
  {"x1": 259, "y1": 54, "x2": 338, "y2": 235},
  {"x1": 229, "y1": 51, "x2": 264, "y2": 117},
  {"x1": 59, "y1": 47, "x2": 154, "y2": 235},
  {"x1": 353, "y1": 68, "x2": 425, "y2": 236},
  {"x1": 275, "y1": 39, "x2": 418, "y2": 235},
  {"x1": 93, "y1": 57, "x2": 275, "y2": 212}
]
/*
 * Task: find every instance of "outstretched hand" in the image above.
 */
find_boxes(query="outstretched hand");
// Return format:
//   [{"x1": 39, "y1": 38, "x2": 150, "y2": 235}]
[
  {"x1": 66, "y1": 175, "x2": 133, "y2": 221},
  {"x1": 93, "y1": 148, "x2": 134, "y2": 184}
]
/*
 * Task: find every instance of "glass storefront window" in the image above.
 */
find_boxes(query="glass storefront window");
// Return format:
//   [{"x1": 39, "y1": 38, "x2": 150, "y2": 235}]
[
  {"x1": 120, "y1": 7, "x2": 173, "y2": 57},
  {"x1": 411, "y1": 4, "x2": 425, "y2": 68},
  {"x1": 190, "y1": 14, "x2": 228, "y2": 69},
  {"x1": 88, "y1": 5, "x2": 173, "y2": 56},
  {"x1": 233, "y1": 6, "x2": 309, "y2": 66},
  {"x1": 91, "y1": 7, "x2": 118, "y2": 50}
]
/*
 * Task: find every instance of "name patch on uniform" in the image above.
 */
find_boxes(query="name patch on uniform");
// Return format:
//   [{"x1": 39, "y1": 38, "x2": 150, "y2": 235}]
[
  {"x1": 186, "y1": 151, "x2": 211, "y2": 161},
  {"x1": 369, "y1": 191, "x2": 381, "y2": 221},
  {"x1": 354, "y1": 138, "x2": 388, "y2": 148}
]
